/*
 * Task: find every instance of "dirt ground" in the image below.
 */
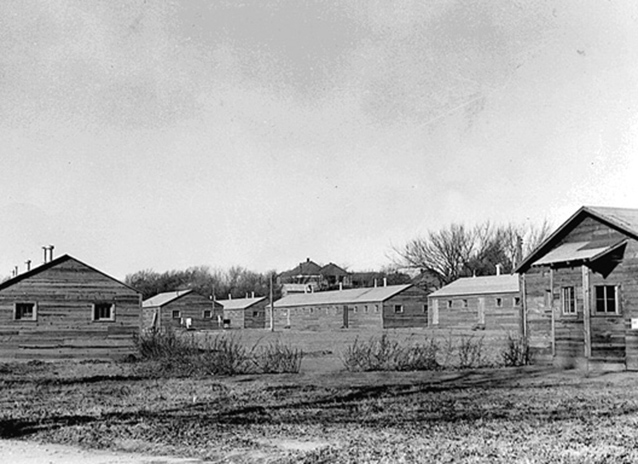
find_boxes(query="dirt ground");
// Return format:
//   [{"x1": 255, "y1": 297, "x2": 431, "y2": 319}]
[{"x1": 0, "y1": 439, "x2": 208, "y2": 464}]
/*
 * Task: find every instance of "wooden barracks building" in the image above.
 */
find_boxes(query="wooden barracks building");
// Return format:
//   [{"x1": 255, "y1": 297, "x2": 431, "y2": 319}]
[
  {"x1": 0, "y1": 252, "x2": 141, "y2": 360},
  {"x1": 517, "y1": 206, "x2": 638, "y2": 370},
  {"x1": 269, "y1": 283, "x2": 429, "y2": 330}
]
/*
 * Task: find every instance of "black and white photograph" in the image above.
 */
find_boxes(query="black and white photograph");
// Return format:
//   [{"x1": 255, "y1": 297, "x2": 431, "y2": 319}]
[{"x1": 1, "y1": 1, "x2": 637, "y2": 462}]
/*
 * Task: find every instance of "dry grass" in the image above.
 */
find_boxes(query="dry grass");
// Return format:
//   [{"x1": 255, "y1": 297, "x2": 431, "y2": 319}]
[{"x1": 2, "y1": 360, "x2": 638, "y2": 463}]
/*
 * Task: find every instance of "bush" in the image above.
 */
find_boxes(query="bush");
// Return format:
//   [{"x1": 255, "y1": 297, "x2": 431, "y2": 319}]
[
  {"x1": 457, "y1": 334, "x2": 486, "y2": 369},
  {"x1": 341, "y1": 334, "x2": 439, "y2": 372},
  {"x1": 255, "y1": 341, "x2": 304, "y2": 374},
  {"x1": 501, "y1": 333, "x2": 531, "y2": 367},
  {"x1": 134, "y1": 329, "x2": 303, "y2": 376}
]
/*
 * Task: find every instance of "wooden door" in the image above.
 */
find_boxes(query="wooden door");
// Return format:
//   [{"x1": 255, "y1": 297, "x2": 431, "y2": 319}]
[{"x1": 478, "y1": 298, "x2": 485, "y2": 325}]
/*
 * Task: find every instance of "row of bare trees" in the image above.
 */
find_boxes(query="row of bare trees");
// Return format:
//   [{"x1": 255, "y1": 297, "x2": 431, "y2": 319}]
[
  {"x1": 393, "y1": 221, "x2": 552, "y2": 287},
  {"x1": 125, "y1": 266, "x2": 278, "y2": 301}
]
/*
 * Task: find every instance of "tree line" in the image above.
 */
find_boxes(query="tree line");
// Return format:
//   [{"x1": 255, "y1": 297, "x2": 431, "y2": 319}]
[{"x1": 125, "y1": 266, "x2": 278, "y2": 301}]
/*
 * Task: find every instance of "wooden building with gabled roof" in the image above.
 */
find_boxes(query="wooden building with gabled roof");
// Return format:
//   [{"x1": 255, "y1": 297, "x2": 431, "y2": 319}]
[
  {"x1": 217, "y1": 295, "x2": 268, "y2": 329},
  {"x1": 142, "y1": 289, "x2": 223, "y2": 331},
  {"x1": 0, "y1": 254, "x2": 141, "y2": 360},
  {"x1": 428, "y1": 274, "x2": 521, "y2": 332},
  {"x1": 516, "y1": 206, "x2": 638, "y2": 370},
  {"x1": 269, "y1": 284, "x2": 428, "y2": 330}
]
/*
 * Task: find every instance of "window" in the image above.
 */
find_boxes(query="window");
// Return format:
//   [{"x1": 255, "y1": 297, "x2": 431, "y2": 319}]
[
  {"x1": 561, "y1": 287, "x2": 576, "y2": 315},
  {"x1": 253, "y1": 310, "x2": 259, "y2": 318},
  {"x1": 495, "y1": 298, "x2": 503, "y2": 307},
  {"x1": 172, "y1": 310, "x2": 181, "y2": 319},
  {"x1": 447, "y1": 300, "x2": 453, "y2": 309},
  {"x1": 462, "y1": 299, "x2": 468, "y2": 308},
  {"x1": 394, "y1": 305, "x2": 403, "y2": 314},
  {"x1": 353, "y1": 306, "x2": 357, "y2": 313},
  {"x1": 15, "y1": 302, "x2": 36, "y2": 321},
  {"x1": 595, "y1": 285, "x2": 619, "y2": 314},
  {"x1": 93, "y1": 302, "x2": 114, "y2": 321},
  {"x1": 514, "y1": 297, "x2": 521, "y2": 306},
  {"x1": 374, "y1": 305, "x2": 379, "y2": 312},
  {"x1": 364, "y1": 305, "x2": 369, "y2": 313},
  {"x1": 423, "y1": 302, "x2": 428, "y2": 313},
  {"x1": 203, "y1": 310, "x2": 212, "y2": 319}
]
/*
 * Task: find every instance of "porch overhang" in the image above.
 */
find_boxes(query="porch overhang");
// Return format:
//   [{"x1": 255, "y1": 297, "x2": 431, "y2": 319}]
[{"x1": 531, "y1": 240, "x2": 627, "y2": 267}]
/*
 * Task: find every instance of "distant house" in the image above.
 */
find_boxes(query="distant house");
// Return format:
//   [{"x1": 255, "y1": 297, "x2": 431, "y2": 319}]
[
  {"x1": 278, "y1": 258, "x2": 352, "y2": 295},
  {"x1": 427, "y1": 274, "x2": 521, "y2": 332},
  {"x1": 142, "y1": 289, "x2": 223, "y2": 331},
  {"x1": 269, "y1": 284, "x2": 429, "y2": 331},
  {"x1": 0, "y1": 254, "x2": 141, "y2": 360},
  {"x1": 217, "y1": 296, "x2": 268, "y2": 329},
  {"x1": 516, "y1": 206, "x2": 638, "y2": 370}
]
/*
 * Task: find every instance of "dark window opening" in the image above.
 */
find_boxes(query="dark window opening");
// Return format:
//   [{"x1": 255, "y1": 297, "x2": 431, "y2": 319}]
[
  {"x1": 15, "y1": 303, "x2": 35, "y2": 320},
  {"x1": 93, "y1": 302, "x2": 114, "y2": 321}
]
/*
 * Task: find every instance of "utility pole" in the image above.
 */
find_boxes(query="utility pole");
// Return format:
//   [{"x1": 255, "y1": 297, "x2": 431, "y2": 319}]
[{"x1": 269, "y1": 272, "x2": 275, "y2": 332}]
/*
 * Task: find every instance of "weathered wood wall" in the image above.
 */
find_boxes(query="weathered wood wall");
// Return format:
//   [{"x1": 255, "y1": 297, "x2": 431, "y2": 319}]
[
  {"x1": 160, "y1": 293, "x2": 222, "y2": 331},
  {"x1": 0, "y1": 258, "x2": 141, "y2": 360},
  {"x1": 429, "y1": 291, "x2": 521, "y2": 333},
  {"x1": 382, "y1": 287, "x2": 429, "y2": 329},
  {"x1": 523, "y1": 215, "x2": 638, "y2": 369},
  {"x1": 243, "y1": 299, "x2": 268, "y2": 329}
]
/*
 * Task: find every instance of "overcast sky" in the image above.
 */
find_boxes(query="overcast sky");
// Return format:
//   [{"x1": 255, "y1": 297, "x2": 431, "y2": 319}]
[{"x1": 1, "y1": 0, "x2": 637, "y2": 279}]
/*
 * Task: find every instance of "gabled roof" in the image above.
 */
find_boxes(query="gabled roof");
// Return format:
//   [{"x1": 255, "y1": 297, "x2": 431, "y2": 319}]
[
  {"x1": 142, "y1": 289, "x2": 193, "y2": 308},
  {"x1": 532, "y1": 240, "x2": 627, "y2": 266},
  {"x1": 319, "y1": 262, "x2": 350, "y2": 276},
  {"x1": 273, "y1": 284, "x2": 414, "y2": 308},
  {"x1": 428, "y1": 275, "x2": 519, "y2": 298},
  {"x1": 217, "y1": 296, "x2": 267, "y2": 310},
  {"x1": 278, "y1": 259, "x2": 323, "y2": 278},
  {"x1": 0, "y1": 254, "x2": 139, "y2": 294},
  {"x1": 516, "y1": 206, "x2": 638, "y2": 272}
]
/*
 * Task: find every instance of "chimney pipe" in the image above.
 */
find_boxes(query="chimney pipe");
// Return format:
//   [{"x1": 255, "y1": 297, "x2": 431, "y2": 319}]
[
  {"x1": 42, "y1": 246, "x2": 48, "y2": 264},
  {"x1": 251, "y1": 291, "x2": 255, "y2": 298},
  {"x1": 383, "y1": 278, "x2": 387, "y2": 287},
  {"x1": 228, "y1": 293, "x2": 232, "y2": 300},
  {"x1": 496, "y1": 264, "x2": 502, "y2": 276},
  {"x1": 374, "y1": 278, "x2": 377, "y2": 288},
  {"x1": 48, "y1": 245, "x2": 54, "y2": 262},
  {"x1": 339, "y1": 282, "x2": 343, "y2": 291},
  {"x1": 25, "y1": 260, "x2": 31, "y2": 272}
]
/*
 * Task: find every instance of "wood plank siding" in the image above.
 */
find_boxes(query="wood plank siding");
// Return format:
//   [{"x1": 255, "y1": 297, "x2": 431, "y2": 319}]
[
  {"x1": 0, "y1": 256, "x2": 141, "y2": 360},
  {"x1": 429, "y1": 291, "x2": 521, "y2": 332},
  {"x1": 520, "y1": 209, "x2": 638, "y2": 369},
  {"x1": 143, "y1": 293, "x2": 223, "y2": 331},
  {"x1": 269, "y1": 285, "x2": 428, "y2": 331}
]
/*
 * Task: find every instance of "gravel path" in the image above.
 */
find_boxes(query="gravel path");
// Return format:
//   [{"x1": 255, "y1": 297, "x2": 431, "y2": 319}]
[{"x1": 0, "y1": 440, "x2": 208, "y2": 464}]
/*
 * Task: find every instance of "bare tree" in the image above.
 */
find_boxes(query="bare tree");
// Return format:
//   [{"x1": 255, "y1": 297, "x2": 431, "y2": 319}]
[{"x1": 393, "y1": 219, "x2": 552, "y2": 286}]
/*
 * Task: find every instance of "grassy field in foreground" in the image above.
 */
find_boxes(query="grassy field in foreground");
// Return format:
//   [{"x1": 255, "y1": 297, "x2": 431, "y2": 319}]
[{"x1": 2, "y1": 361, "x2": 638, "y2": 463}]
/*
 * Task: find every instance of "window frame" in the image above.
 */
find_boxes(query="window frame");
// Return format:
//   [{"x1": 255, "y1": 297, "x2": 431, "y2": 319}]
[
  {"x1": 394, "y1": 304, "x2": 404, "y2": 314},
  {"x1": 92, "y1": 302, "x2": 115, "y2": 322},
  {"x1": 495, "y1": 297, "x2": 503, "y2": 308},
  {"x1": 172, "y1": 310, "x2": 181, "y2": 319},
  {"x1": 594, "y1": 285, "x2": 620, "y2": 315},
  {"x1": 203, "y1": 310, "x2": 212, "y2": 319},
  {"x1": 462, "y1": 299, "x2": 468, "y2": 308},
  {"x1": 514, "y1": 297, "x2": 521, "y2": 307},
  {"x1": 561, "y1": 286, "x2": 576, "y2": 316},
  {"x1": 14, "y1": 302, "x2": 37, "y2": 321}
]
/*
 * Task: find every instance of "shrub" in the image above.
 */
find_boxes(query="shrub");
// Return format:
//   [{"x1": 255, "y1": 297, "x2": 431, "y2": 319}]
[
  {"x1": 134, "y1": 329, "x2": 303, "y2": 376},
  {"x1": 457, "y1": 334, "x2": 486, "y2": 369},
  {"x1": 255, "y1": 341, "x2": 304, "y2": 374},
  {"x1": 341, "y1": 334, "x2": 439, "y2": 372},
  {"x1": 501, "y1": 333, "x2": 531, "y2": 367}
]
